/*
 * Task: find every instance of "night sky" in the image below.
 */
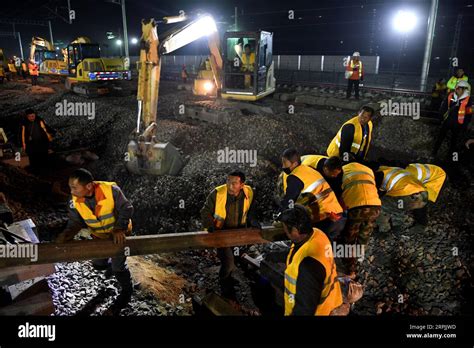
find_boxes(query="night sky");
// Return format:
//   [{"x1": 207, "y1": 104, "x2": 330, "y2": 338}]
[{"x1": 0, "y1": 0, "x2": 473, "y2": 75}]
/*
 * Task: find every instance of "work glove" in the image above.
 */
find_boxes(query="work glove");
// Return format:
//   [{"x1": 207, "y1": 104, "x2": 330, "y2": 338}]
[{"x1": 206, "y1": 226, "x2": 215, "y2": 233}]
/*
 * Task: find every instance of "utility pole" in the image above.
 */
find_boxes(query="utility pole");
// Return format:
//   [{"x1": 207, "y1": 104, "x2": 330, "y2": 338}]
[
  {"x1": 48, "y1": 20, "x2": 54, "y2": 46},
  {"x1": 234, "y1": 7, "x2": 238, "y2": 31},
  {"x1": 121, "y1": 0, "x2": 129, "y2": 68},
  {"x1": 448, "y1": 14, "x2": 463, "y2": 75},
  {"x1": 420, "y1": 0, "x2": 438, "y2": 92},
  {"x1": 17, "y1": 32, "x2": 24, "y2": 60}
]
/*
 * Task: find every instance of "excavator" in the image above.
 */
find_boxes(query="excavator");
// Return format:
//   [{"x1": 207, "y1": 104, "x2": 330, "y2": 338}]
[
  {"x1": 64, "y1": 36, "x2": 131, "y2": 96},
  {"x1": 126, "y1": 13, "x2": 275, "y2": 176},
  {"x1": 193, "y1": 30, "x2": 275, "y2": 101},
  {"x1": 29, "y1": 37, "x2": 68, "y2": 76},
  {"x1": 126, "y1": 13, "x2": 224, "y2": 175}
]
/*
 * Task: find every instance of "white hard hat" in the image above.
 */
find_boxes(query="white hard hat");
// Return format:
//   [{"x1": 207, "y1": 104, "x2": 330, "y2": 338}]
[
  {"x1": 456, "y1": 80, "x2": 470, "y2": 89},
  {"x1": 352, "y1": 51, "x2": 360, "y2": 57}
]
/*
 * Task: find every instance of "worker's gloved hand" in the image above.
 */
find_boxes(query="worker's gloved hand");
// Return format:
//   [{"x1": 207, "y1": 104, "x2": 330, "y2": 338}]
[
  {"x1": 206, "y1": 226, "x2": 215, "y2": 233},
  {"x1": 112, "y1": 229, "x2": 127, "y2": 244}
]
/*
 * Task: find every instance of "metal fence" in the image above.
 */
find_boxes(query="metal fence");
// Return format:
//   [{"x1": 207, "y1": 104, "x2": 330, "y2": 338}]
[{"x1": 128, "y1": 54, "x2": 437, "y2": 91}]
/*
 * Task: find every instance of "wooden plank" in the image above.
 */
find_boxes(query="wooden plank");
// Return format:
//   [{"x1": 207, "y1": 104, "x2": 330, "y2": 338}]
[
  {"x1": 0, "y1": 264, "x2": 55, "y2": 286},
  {"x1": 0, "y1": 226, "x2": 287, "y2": 268}
]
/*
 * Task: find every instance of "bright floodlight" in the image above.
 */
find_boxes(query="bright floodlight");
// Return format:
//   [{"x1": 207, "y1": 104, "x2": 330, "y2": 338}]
[
  {"x1": 204, "y1": 81, "x2": 214, "y2": 92},
  {"x1": 161, "y1": 15, "x2": 218, "y2": 54},
  {"x1": 393, "y1": 10, "x2": 417, "y2": 33},
  {"x1": 116, "y1": 39, "x2": 123, "y2": 46},
  {"x1": 131, "y1": 37, "x2": 138, "y2": 44}
]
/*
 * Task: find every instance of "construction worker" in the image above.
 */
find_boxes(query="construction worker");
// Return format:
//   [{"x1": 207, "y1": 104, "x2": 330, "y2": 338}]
[
  {"x1": 345, "y1": 51, "x2": 363, "y2": 99},
  {"x1": 447, "y1": 68, "x2": 469, "y2": 92},
  {"x1": 405, "y1": 163, "x2": 446, "y2": 203},
  {"x1": 7, "y1": 59, "x2": 17, "y2": 80},
  {"x1": 241, "y1": 44, "x2": 255, "y2": 89},
  {"x1": 324, "y1": 161, "x2": 381, "y2": 276},
  {"x1": 430, "y1": 78, "x2": 447, "y2": 111},
  {"x1": 279, "y1": 148, "x2": 344, "y2": 241},
  {"x1": 280, "y1": 205, "x2": 343, "y2": 316},
  {"x1": 432, "y1": 80, "x2": 472, "y2": 159},
  {"x1": 181, "y1": 65, "x2": 188, "y2": 83},
  {"x1": 20, "y1": 109, "x2": 55, "y2": 173},
  {"x1": 300, "y1": 154, "x2": 344, "y2": 197},
  {"x1": 200, "y1": 170, "x2": 260, "y2": 301},
  {"x1": 327, "y1": 105, "x2": 375, "y2": 163},
  {"x1": 55, "y1": 168, "x2": 134, "y2": 315},
  {"x1": 21, "y1": 60, "x2": 28, "y2": 79},
  {"x1": 28, "y1": 59, "x2": 39, "y2": 86},
  {"x1": 375, "y1": 166, "x2": 429, "y2": 231}
]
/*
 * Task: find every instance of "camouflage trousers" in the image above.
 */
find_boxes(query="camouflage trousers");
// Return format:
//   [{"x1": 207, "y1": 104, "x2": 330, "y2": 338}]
[
  {"x1": 341, "y1": 206, "x2": 381, "y2": 274},
  {"x1": 343, "y1": 206, "x2": 382, "y2": 246},
  {"x1": 377, "y1": 191, "x2": 429, "y2": 232}
]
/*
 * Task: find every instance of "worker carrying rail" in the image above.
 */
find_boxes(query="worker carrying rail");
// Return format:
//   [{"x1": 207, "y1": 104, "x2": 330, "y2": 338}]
[
  {"x1": 200, "y1": 170, "x2": 260, "y2": 302},
  {"x1": 55, "y1": 169, "x2": 134, "y2": 315}
]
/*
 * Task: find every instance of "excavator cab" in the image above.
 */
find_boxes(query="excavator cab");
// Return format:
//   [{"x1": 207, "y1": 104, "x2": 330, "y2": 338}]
[
  {"x1": 65, "y1": 42, "x2": 131, "y2": 96},
  {"x1": 221, "y1": 31, "x2": 275, "y2": 101}
]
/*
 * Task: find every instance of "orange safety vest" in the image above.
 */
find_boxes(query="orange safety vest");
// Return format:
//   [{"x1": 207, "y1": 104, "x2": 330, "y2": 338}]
[
  {"x1": 72, "y1": 181, "x2": 132, "y2": 239},
  {"x1": 213, "y1": 184, "x2": 253, "y2": 229},
  {"x1": 327, "y1": 116, "x2": 373, "y2": 160},
  {"x1": 447, "y1": 92, "x2": 471, "y2": 125},
  {"x1": 28, "y1": 62, "x2": 39, "y2": 76},
  {"x1": 346, "y1": 59, "x2": 363, "y2": 80},
  {"x1": 341, "y1": 162, "x2": 381, "y2": 209},
  {"x1": 284, "y1": 228, "x2": 343, "y2": 315},
  {"x1": 287, "y1": 164, "x2": 343, "y2": 220}
]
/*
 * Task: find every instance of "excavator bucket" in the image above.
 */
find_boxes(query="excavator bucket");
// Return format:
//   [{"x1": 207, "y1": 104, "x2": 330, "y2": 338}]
[{"x1": 126, "y1": 139, "x2": 184, "y2": 176}]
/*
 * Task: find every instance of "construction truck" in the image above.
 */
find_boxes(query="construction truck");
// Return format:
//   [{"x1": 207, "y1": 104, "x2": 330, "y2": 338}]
[
  {"x1": 193, "y1": 30, "x2": 276, "y2": 101},
  {"x1": 64, "y1": 37, "x2": 131, "y2": 97},
  {"x1": 29, "y1": 37, "x2": 68, "y2": 76}
]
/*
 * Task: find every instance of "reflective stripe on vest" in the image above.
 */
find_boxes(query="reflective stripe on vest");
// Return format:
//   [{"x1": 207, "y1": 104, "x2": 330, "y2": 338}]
[
  {"x1": 447, "y1": 92, "x2": 471, "y2": 125},
  {"x1": 413, "y1": 163, "x2": 431, "y2": 184},
  {"x1": 327, "y1": 116, "x2": 372, "y2": 159},
  {"x1": 72, "y1": 181, "x2": 117, "y2": 235},
  {"x1": 350, "y1": 60, "x2": 363, "y2": 79},
  {"x1": 381, "y1": 168, "x2": 410, "y2": 192},
  {"x1": 213, "y1": 184, "x2": 253, "y2": 226}
]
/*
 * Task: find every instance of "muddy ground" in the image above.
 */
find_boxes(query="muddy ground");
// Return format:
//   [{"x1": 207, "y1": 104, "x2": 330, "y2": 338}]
[{"x1": 0, "y1": 75, "x2": 472, "y2": 316}]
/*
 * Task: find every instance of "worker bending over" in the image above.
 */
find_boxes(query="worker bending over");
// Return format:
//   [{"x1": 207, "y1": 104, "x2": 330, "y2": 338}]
[
  {"x1": 327, "y1": 106, "x2": 375, "y2": 163},
  {"x1": 279, "y1": 148, "x2": 344, "y2": 241}
]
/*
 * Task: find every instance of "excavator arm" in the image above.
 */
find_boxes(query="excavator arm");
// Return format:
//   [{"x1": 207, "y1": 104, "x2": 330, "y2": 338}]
[
  {"x1": 126, "y1": 14, "x2": 219, "y2": 176},
  {"x1": 29, "y1": 37, "x2": 54, "y2": 63}
]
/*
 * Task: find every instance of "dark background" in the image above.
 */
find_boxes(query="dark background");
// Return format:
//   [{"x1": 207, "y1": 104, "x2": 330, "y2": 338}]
[{"x1": 0, "y1": 0, "x2": 473, "y2": 75}]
